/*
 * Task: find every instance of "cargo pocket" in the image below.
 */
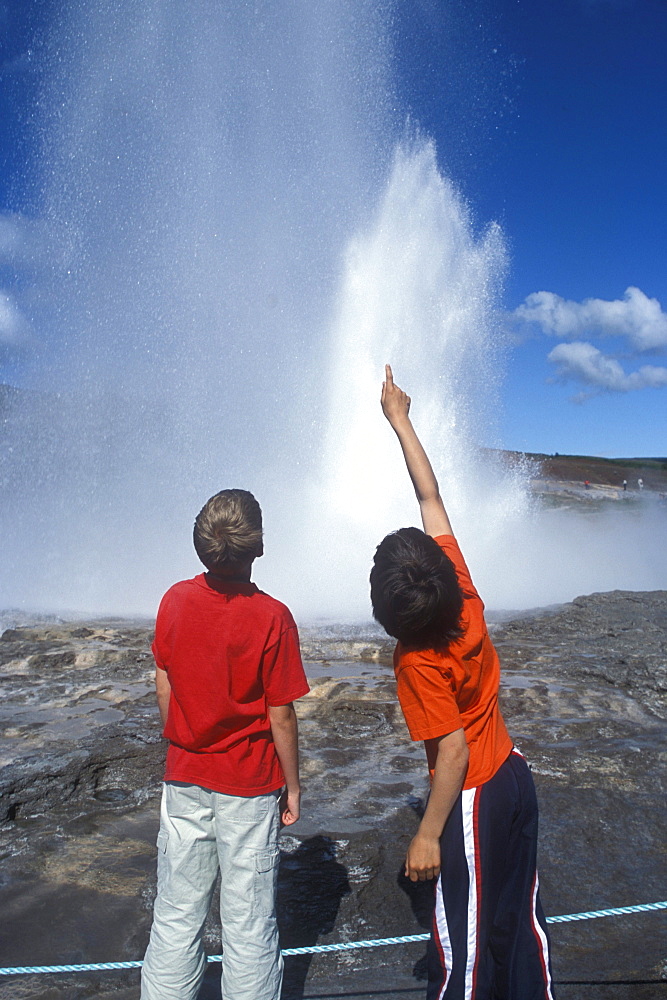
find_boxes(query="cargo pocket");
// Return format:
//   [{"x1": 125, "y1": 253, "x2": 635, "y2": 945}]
[{"x1": 253, "y1": 848, "x2": 279, "y2": 917}]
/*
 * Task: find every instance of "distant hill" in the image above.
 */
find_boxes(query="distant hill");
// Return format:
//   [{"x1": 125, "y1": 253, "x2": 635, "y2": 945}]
[{"x1": 510, "y1": 451, "x2": 667, "y2": 492}]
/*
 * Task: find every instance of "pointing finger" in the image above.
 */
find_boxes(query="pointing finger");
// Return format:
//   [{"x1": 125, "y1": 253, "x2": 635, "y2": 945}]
[{"x1": 385, "y1": 363, "x2": 393, "y2": 384}]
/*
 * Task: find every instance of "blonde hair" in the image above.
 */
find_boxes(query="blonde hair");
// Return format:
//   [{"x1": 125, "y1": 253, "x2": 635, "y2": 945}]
[{"x1": 193, "y1": 490, "x2": 263, "y2": 571}]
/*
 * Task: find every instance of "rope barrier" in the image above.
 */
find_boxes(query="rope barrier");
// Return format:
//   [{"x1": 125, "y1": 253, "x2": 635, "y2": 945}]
[
  {"x1": 1, "y1": 899, "x2": 665, "y2": 976},
  {"x1": 545, "y1": 900, "x2": 667, "y2": 924}
]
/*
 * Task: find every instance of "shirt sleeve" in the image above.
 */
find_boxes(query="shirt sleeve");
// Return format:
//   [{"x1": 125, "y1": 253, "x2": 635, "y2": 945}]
[
  {"x1": 262, "y1": 618, "x2": 310, "y2": 706},
  {"x1": 151, "y1": 639, "x2": 167, "y2": 669},
  {"x1": 434, "y1": 534, "x2": 481, "y2": 603},
  {"x1": 396, "y1": 660, "x2": 463, "y2": 742},
  {"x1": 151, "y1": 590, "x2": 172, "y2": 671}
]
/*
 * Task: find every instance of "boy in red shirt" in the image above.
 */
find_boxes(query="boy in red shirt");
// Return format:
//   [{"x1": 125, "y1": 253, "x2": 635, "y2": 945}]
[
  {"x1": 370, "y1": 367, "x2": 554, "y2": 1000},
  {"x1": 141, "y1": 489, "x2": 309, "y2": 1000}
]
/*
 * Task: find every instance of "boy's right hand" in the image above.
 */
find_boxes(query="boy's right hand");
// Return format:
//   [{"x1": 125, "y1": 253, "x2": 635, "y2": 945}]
[
  {"x1": 405, "y1": 831, "x2": 441, "y2": 882},
  {"x1": 279, "y1": 788, "x2": 301, "y2": 827},
  {"x1": 381, "y1": 364, "x2": 411, "y2": 428}
]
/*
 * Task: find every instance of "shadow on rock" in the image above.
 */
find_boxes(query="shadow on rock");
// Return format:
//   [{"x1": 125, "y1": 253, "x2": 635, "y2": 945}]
[
  {"x1": 278, "y1": 835, "x2": 351, "y2": 999},
  {"x1": 397, "y1": 795, "x2": 434, "y2": 982}
]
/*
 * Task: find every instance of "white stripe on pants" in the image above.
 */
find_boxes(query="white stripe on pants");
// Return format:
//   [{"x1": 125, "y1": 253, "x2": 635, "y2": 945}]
[{"x1": 141, "y1": 781, "x2": 283, "y2": 1000}]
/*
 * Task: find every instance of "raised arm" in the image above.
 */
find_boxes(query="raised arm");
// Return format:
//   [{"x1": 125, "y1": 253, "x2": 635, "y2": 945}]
[{"x1": 381, "y1": 364, "x2": 453, "y2": 538}]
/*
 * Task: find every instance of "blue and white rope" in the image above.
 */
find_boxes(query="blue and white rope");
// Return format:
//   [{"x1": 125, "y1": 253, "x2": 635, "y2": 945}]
[
  {"x1": 1, "y1": 899, "x2": 665, "y2": 976},
  {"x1": 546, "y1": 900, "x2": 667, "y2": 924}
]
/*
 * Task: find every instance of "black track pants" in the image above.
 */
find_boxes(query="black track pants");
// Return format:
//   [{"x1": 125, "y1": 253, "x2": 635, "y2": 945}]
[{"x1": 427, "y1": 750, "x2": 555, "y2": 1000}]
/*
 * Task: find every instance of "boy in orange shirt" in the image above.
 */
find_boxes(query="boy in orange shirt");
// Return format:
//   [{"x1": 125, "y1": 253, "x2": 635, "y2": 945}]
[{"x1": 370, "y1": 367, "x2": 554, "y2": 1000}]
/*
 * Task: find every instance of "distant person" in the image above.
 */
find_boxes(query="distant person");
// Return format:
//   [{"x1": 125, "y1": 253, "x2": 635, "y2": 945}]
[
  {"x1": 141, "y1": 489, "x2": 310, "y2": 1000},
  {"x1": 638, "y1": 477, "x2": 644, "y2": 490},
  {"x1": 623, "y1": 479, "x2": 627, "y2": 491},
  {"x1": 370, "y1": 366, "x2": 554, "y2": 1000},
  {"x1": 584, "y1": 480, "x2": 590, "y2": 489}
]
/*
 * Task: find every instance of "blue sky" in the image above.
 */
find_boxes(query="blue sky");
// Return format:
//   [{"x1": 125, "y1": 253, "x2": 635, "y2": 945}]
[
  {"x1": 394, "y1": 0, "x2": 667, "y2": 457},
  {"x1": 1, "y1": 0, "x2": 666, "y2": 458}
]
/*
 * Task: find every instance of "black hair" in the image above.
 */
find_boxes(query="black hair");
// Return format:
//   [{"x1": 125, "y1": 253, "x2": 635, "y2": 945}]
[{"x1": 370, "y1": 527, "x2": 464, "y2": 649}]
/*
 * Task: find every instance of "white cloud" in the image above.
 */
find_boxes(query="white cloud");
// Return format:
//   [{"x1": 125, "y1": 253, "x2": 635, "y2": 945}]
[
  {"x1": 513, "y1": 286, "x2": 667, "y2": 352},
  {"x1": 548, "y1": 341, "x2": 667, "y2": 395},
  {"x1": 0, "y1": 214, "x2": 23, "y2": 257},
  {"x1": 0, "y1": 212, "x2": 49, "y2": 266},
  {"x1": 0, "y1": 290, "x2": 29, "y2": 346}
]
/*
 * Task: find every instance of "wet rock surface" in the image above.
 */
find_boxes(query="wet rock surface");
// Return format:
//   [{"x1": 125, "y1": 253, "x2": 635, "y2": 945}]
[
  {"x1": 0, "y1": 594, "x2": 665, "y2": 999},
  {"x1": 0, "y1": 621, "x2": 162, "y2": 829}
]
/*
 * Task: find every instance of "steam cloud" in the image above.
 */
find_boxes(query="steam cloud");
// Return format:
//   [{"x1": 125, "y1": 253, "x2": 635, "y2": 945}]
[{"x1": 513, "y1": 286, "x2": 667, "y2": 396}]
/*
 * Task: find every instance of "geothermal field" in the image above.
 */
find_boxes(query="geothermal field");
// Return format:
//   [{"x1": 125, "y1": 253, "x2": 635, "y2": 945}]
[
  {"x1": 1, "y1": 561, "x2": 666, "y2": 999},
  {"x1": 1, "y1": 0, "x2": 666, "y2": 997}
]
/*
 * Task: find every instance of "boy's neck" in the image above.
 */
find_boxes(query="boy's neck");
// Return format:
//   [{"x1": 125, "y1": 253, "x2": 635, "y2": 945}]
[{"x1": 206, "y1": 562, "x2": 253, "y2": 584}]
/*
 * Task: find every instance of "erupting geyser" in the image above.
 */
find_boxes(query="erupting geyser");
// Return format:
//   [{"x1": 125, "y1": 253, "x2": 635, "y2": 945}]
[
  {"x1": 2, "y1": 0, "x2": 665, "y2": 621},
  {"x1": 1, "y1": 0, "x2": 520, "y2": 619},
  {"x1": 301, "y1": 138, "x2": 528, "y2": 619}
]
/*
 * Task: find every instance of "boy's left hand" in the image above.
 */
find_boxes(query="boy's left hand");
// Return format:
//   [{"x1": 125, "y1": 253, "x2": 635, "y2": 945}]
[
  {"x1": 279, "y1": 788, "x2": 301, "y2": 827},
  {"x1": 405, "y1": 831, "x2": 441, "y2": 881},
  {"x1": 381, "y1": 364, "x2": 411, "y2": 428}
]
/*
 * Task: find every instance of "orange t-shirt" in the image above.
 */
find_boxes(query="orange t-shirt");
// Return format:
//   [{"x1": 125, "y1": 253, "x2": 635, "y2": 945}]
[{"x1": 394, "y1": 534, "x2": 512, "y2": 790}]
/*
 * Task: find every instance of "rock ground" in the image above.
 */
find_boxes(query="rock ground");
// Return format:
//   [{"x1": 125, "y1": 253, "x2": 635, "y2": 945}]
[{"x1": 0, "y1": 592, "x2": 665, "y2": 1000}]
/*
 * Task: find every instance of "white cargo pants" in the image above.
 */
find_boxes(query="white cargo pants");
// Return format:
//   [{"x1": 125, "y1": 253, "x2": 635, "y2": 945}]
[{"x1": 141, "y1": 781, "x2": 283, "y2": 1000}]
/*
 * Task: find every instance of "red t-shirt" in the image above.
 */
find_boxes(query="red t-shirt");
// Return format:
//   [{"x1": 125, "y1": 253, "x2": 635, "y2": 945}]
[
  {"x1": 152, "y1": 573, "x2": 309, "y2": 796},
  {"x1": 394, "y1": 535, "x2": 512, "y2": 790}
]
